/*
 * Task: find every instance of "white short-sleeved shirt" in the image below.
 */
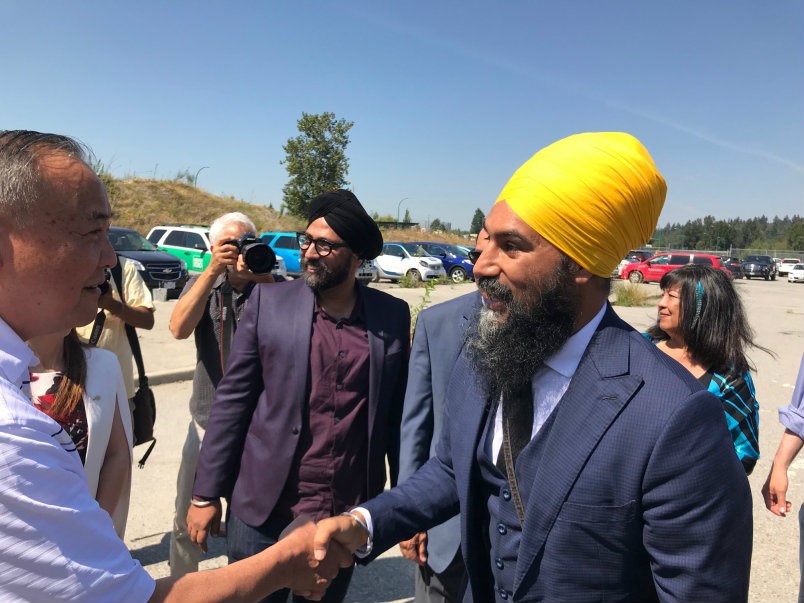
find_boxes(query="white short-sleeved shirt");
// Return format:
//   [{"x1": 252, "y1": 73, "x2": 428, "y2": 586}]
[
  {"x1": 0, "y1": 318, "x2": 155, "y2": 602},
  {"x1": 76, "y1": 257, "x2": 155, "y2": 398}
]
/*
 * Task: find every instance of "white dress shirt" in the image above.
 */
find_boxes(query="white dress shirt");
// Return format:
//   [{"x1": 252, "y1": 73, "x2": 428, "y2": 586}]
[{"x1": 0, "y1": 318, "x2": 155, "y2": 602}]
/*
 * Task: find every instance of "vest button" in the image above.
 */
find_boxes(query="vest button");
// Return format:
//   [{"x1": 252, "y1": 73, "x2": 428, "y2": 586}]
[
  {"x1": 502, "y1": 488, "x2": 511, "y2": 501},
  {"x1": 497, "y1": 523, "x2": 507, "y2": 535},
  {"x1": 495, "y1": 557, "x2": 504, "y2": 570},
  {"x1": 291, "y1": 426, "x2": 299, "y2": 435}
]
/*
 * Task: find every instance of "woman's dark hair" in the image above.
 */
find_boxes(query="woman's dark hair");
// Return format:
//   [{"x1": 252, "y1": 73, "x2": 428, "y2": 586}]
[
  {"x1": 646, "y1": 264, "x2": 772, "y2": 374},
  {"x1": 49, "y1": 329, "x2": 87, "y2": 417}
]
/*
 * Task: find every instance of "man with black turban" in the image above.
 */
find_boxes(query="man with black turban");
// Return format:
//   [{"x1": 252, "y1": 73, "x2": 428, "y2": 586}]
[{"x1": 189, "y1": 189, "x2": 410, "y2": 603}]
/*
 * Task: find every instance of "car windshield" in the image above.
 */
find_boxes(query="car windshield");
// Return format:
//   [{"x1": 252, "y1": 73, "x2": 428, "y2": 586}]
[
  {"x1": 744, "y1": 255, "x2": 770, "y2": 263},
  {"x1": 432, "y1": 243, "x2": 469, "y2": 258},
  {"x1": 401, "y1": 243, "x2": 432, "y2": 257},
  {"x1": 109, "y1": 230, "x2": 159, "y2": 252}
]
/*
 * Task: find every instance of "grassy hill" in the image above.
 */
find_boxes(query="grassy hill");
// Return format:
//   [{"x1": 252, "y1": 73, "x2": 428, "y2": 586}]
[{"x1": 105, "y1": 176, "x2": 474, "y2": 247}]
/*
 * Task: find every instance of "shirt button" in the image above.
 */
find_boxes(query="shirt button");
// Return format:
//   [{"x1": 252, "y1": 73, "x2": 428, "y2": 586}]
[
  {"x1": 336, "y1": 383, "x2": 344, "y2": 391},
  {"x1": 502, "y1": 489, "x2": 511, "y2": 501},
  {"x1": 338, "y1": 351, "x2": 345, "y2": 359},
  {"x1": 495, "y1": 558, "x2": 504, "y2": 570},
  {"x1": 499, "y1": 588, "x2": 509, "y2": 600},
  {"x1": 497, "y1": 523, "x2": 507, "y2": 535},
  {"x1": 291, "y1": 426, "x2": 299, "y2": 435}
]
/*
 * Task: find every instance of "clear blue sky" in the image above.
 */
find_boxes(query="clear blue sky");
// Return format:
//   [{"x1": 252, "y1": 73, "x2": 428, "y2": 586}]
[{"x1": 3, "y1": 1, "x2": 802, "y2": 230}]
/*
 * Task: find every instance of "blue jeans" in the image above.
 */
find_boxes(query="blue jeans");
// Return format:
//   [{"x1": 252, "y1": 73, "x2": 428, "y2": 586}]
[{"x1": 227, "y1": 512, "x2": 354, "y2": 603}]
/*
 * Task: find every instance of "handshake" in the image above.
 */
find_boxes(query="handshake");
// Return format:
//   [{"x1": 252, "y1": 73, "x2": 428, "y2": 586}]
[{"x1": 193, "y1": 510, "x2": 373, "y2": 601}]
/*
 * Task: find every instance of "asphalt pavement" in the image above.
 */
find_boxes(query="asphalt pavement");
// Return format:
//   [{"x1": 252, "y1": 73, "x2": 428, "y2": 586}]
[{"x1": 125, "y1": 278, "x2": 804, "y2": 602}]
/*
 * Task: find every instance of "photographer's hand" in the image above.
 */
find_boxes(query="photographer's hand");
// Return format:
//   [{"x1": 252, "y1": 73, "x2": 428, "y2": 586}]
[{"x1": 209, "y1": 240, "x2": 240, "y2": 276}]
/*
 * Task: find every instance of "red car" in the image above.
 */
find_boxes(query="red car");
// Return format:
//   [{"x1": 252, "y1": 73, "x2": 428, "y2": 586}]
[{"x1": 621, "y1": 253, "x2": 733, "y2": 284}]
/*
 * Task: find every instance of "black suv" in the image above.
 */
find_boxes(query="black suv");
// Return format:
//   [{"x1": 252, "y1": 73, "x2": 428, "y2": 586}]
[
  {"x1": 721, "y1": 257, "x2": 744, "y2": 279},
  {"x1": 108, "y1": 226, "x2": 189, "y2": 296},
  {"x1": 741, "y1": 255, "x2": 777, "y2": 281}
]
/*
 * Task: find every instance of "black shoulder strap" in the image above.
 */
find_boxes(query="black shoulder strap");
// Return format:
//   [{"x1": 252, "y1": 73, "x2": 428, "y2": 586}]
[{"x1": 111, "y1": 258, "x2": 148, "y2": 387}]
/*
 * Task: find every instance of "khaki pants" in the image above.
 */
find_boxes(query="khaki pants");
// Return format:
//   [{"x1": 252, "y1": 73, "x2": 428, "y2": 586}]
[{"x1": 169, "y1": 419, "x2": 205, "y2": 578}]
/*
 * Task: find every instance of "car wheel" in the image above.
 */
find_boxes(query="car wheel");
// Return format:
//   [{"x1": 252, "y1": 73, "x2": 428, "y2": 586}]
[
  {"x1": 450, "y1": 266, "x2": 467, "y2": 283},
  {"x1": 407, "y1": 269, "x2": 422, "y2": 285},
  {"x1": 771, "y1": 274, "x2": 776, "y2": 281},
  {"x1": 628, "y1": 271, "x2": 644, "y2": 284},
  {"x1": 764, "y1": 274, "x2": 770, "y2": 281},
  {"x1": 745, "y1": 275, "x2": 750, "y2": 279}
]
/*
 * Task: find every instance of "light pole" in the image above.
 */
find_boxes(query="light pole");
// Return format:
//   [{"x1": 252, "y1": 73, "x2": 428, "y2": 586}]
[
  {"x1": 194, "y1": 166, "x2": 209, "y2": 187},
  {"x1": 396, "y1": 197, "x2": 409, "y2": 223}
]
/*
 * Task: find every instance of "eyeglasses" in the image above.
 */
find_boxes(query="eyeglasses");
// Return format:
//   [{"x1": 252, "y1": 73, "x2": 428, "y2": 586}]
[
  {"x1": 467, "y1": 249, "x2": 481, "y2": 264},
  {"x1": 297, "y1": 233, "x2": 349, "y2": 257}
]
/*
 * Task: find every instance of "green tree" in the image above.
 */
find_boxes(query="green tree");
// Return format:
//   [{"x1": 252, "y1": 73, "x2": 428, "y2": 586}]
[
  {"x1": 281, "y1": 112, "x2": 354, "y2": 217},
  {"x1": 430, "y1": 218, "x2": 444, "y2": 231},
  {"x1": 789, "y1": 221, "x2": 804, "y2": 249},
  {"x1": 470, "y1": 208, "x2": 485, "y2": 233},
  {"x1": 403, "y1": 208, "x2": 412, "y2": 223}
]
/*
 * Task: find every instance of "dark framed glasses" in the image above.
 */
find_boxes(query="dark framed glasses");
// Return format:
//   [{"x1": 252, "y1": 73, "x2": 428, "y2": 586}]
[
  {"x1": 297, "y1": 233, "x2": 349, "y2": 257},
  {"x1": 467, "y1": 249, "x2": 482, "y2": 264}
]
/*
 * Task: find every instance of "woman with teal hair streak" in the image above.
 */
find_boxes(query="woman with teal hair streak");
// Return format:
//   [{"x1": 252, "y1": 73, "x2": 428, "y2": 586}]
[{"x1": 643, "y1": 264, "x2": 771, "y2": 474}]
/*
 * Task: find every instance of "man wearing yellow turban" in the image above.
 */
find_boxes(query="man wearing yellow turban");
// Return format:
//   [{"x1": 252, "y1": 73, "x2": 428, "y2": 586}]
[{"x1": 315, "y1": 132, "x2": 752, "y2": 603}]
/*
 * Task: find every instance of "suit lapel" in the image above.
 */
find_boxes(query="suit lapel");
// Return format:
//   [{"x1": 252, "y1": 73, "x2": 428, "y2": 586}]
[{"x1": 513, "y1": 309, "x2": 643, "y2": 594}]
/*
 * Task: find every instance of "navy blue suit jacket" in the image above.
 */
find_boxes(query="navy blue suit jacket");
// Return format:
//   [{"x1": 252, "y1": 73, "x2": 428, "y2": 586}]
[
  {"x1": 363, "y1": 304, "x2": 753, "y2": 603},
  {"x1": 398, "y1": 291, "x2": 482, "y2": 574},
  {"x1": 193, "y1": 278, "x2": 410, "y2": 527}
]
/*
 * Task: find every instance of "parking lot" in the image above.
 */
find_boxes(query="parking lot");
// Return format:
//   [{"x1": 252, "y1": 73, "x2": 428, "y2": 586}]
[{"x1": 126, "y1": 277, "x2": 804, "y2": 602}]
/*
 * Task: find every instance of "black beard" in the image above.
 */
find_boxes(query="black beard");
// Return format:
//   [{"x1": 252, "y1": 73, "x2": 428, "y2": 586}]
[
  {"x1": 465, "y1": 262, "x2": 579, "y2": 406},
  {"x1": 301, "y1": 256, "x2": 351, "y2": 292}
]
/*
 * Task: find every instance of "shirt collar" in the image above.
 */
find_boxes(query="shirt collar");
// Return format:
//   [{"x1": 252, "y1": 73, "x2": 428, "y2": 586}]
[
  {"x1": 0, "y1": 317, "x2": 37, "y2": 389},
  {"x1": 314, "y1": 284, "x2": 365, "y2": 324},
  {"x1": 543, "y1": 302, "x2": 607, "y2": 379}
]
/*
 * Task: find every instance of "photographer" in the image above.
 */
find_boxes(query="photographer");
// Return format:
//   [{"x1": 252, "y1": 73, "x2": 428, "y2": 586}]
[{"x1": 168, "y1": 211, "x2": 280, "y2": 577}]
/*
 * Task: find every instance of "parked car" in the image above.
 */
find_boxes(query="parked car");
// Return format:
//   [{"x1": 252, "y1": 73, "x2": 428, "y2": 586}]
[
  {"x1": 374, "y1": 242, "x2": 446, "y2": 283},
  {"x1": 621, "y1": 252, "x2": 732, "y2": 284},
  {"x1": 613, "y1": 249, "x2": 655, "y2": 277},
  {"x1": 778, "y1": 258, "x2": 801, "y2": 276},
  {"x1": 108, "y1": 226, "x2": 189, "y2": 297},
  {"x1": 147, "y1": 224, "x2": 287, "y2": 278},
  {"x1": 721, "y1": 257, "x2": 744, "y2": 279},
  {"x1": 788, "y1": 264, "x2": 804, "y2": 283},
  {"x1": 410, "y1": 242, "x2": 475, "y2": 283},
  {"x1": 260, "y1": 231, "x2": 301, "y2": 276},
  {"x1": 356, "y1": 259, "x2": 377, "y2": 285},
  {"x1": 741, "y1": 255, "x2": 777, "y2": 281}
]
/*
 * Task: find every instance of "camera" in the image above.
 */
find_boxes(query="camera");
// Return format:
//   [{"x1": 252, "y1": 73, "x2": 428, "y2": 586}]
[{"x1": 223, "y1": 234, "x2": 276, "y2": 275}]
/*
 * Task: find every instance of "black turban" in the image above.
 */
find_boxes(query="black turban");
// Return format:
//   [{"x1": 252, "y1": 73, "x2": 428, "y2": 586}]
[{"x1": 306, "y1": 189, "x2": 383, "y2": 260}]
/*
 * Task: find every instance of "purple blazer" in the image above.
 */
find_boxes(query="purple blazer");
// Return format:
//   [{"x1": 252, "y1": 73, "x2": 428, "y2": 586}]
[{"x1": 192, "y1": 278, "x2": 410, "y2": 527}]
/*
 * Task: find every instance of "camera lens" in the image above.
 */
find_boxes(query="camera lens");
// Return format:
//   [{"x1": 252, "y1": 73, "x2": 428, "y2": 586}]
[{"x1": 240, "y1": 239, "x2": 276, "y2": 274}]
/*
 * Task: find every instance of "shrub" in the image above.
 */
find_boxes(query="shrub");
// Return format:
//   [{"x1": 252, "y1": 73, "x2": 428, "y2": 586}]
[{"x1": 613, "y1": 282, "x2": 653, "y2": 307}]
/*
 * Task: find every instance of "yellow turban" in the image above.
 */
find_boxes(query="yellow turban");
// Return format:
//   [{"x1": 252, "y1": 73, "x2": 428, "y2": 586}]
[{"x1": 495, "y1": 132, "x2": 667, "y2": 278}]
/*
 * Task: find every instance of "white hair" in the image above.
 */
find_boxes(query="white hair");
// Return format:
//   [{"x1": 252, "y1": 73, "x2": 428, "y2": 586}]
[{"x1": 209, "y1": 212, "x2": 257, "y2": 244}]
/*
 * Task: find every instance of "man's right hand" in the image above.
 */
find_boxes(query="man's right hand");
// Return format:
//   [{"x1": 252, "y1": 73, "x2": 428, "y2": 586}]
[
  {"x1": 208, "y1": 240, "x2": 240, "y2": 276},
  {"x1": 313, "y1": 514, "x2": 370, "y2": 562},
  {"x1": 186, "y1": 499, "x2": 223, "y2": 552}
]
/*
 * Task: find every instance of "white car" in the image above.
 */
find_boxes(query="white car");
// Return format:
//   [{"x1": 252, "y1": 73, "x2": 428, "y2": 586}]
[
  {"x1": 788, "y1": 264, "x2": 804, "y2": 283},
  {"x1": 778, "y1": 258, "x2": 801, "y2": 276},
  {"x1": 374, "y1": 242, "x2": 446, "y2": 284}
]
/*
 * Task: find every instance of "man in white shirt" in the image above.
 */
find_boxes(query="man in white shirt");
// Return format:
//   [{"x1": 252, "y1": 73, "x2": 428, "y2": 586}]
[
  {"x1": 314, "y1": 132, "x2": 753, "y2": 603},
  {"x1": 0, "y1": 130, "x2": 350, "y2": 602}
]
